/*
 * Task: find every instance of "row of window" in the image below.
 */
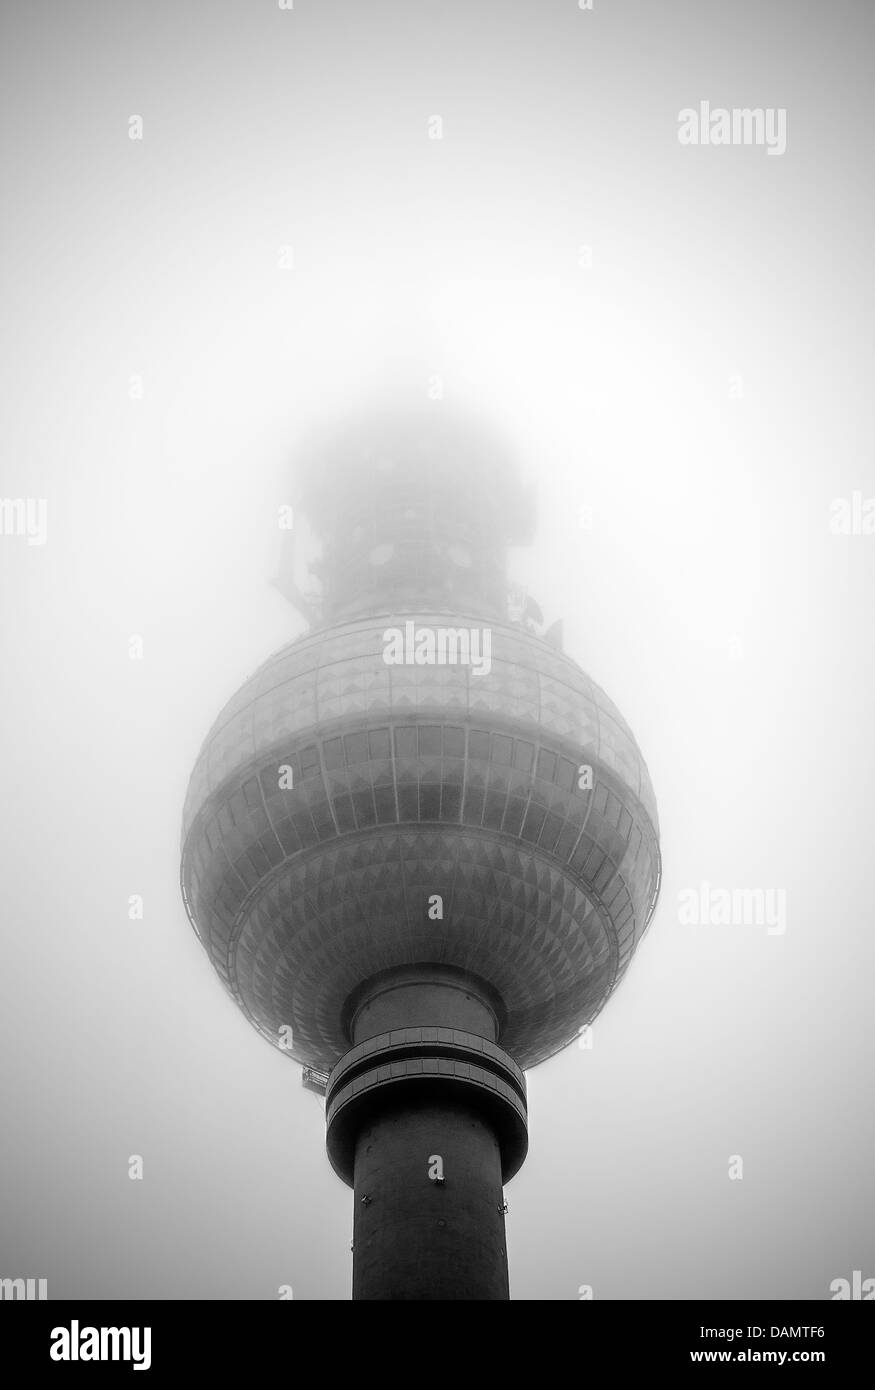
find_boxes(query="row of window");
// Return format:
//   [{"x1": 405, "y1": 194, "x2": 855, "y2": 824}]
[{"x1": 281, "y1": 723, "x2": 583, "y2": 789}]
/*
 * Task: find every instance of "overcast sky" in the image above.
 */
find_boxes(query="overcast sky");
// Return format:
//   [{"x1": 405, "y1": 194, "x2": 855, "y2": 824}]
[{"x1": 1, "y1": 0, "x2": 873, "y2": 1299}]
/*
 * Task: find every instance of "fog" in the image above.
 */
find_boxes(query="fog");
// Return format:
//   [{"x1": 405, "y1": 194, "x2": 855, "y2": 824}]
[{"x1": 1, "y1": 0, "x2": 873, "y2": 1299}]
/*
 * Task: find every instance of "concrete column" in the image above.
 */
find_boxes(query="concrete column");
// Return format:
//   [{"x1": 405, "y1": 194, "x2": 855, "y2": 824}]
[
  {"x1": 348, "y1": 964, "x2": 501, "y2": 1044},
  {"x1": 326, "y1": 967, "x2": 526, "y2": 1301},
  {"x1": 352, "y1": 1098, "x2": 509, "y2": 1300}
]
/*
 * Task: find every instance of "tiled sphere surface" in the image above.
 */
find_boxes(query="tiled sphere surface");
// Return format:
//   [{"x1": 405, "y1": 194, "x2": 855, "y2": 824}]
[{"x1": 181, "y1": 615, "x2": 660, "y2": 1071}]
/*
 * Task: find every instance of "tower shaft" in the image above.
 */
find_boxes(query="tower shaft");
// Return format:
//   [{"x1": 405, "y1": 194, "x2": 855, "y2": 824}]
[
  {"x1": 352, "y1": 1098, "x2": 509, "y2": 1301},
  {"x1": 325, "y1": 967, "x2": 528, "y2": 1300}
]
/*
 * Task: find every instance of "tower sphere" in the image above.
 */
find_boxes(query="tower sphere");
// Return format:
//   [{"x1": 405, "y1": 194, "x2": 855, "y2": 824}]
[{"x1": 181, "y1": 413, "x2": 660, "y2": 1076}]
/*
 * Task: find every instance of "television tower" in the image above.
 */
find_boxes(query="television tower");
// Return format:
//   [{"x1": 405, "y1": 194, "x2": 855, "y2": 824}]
[{"x1": 181, "y1": 409, "x2": 660, "y2": 1300}]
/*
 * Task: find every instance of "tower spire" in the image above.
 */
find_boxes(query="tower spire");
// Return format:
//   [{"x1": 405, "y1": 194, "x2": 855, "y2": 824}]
[{"x1": 278, "y1": 408, "x2": 534, "y2": 627}]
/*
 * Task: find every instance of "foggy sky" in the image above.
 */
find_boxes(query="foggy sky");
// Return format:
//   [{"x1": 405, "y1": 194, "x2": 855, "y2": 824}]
[{"x1": 1, "y1": 0, "x2": 873, "y2": 1299}]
